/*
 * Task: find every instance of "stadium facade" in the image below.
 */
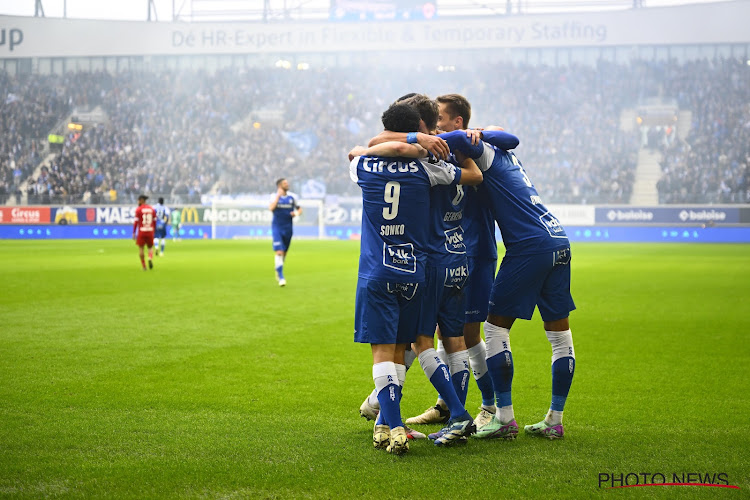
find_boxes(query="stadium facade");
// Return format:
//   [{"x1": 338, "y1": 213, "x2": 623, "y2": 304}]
[{"x1": 1, "y1": 1, "x2": 749, "y2": 73}]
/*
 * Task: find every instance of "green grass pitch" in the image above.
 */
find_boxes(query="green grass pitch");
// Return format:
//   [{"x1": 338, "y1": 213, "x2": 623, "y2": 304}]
[{"x1": 1, "y1": 239, "x2": 748, "y2": 498}]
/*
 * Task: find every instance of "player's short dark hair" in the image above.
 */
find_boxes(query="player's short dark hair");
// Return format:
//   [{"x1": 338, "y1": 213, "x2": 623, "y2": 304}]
[
  {"x1": 158, "y1": 197, "x2": 164, "y2": 204},
  {"x1": 138, "y1": 194, "x2": 148, "y2": 201},
  {"x1": 381, "y1": 102, "x2": 421, "y2": 133},
  {"x1": 437, "y1": 94, "x2": 472, "y2": 129},
  {"x1": 398, "y1": 94, "x2": 439, "y2": 132},
  {"x1": 275, "y1": 178, "x2": 286, "y2": 187},
  {"x1": 395, "y1": 92, "x2": 418, "y2": 102}
]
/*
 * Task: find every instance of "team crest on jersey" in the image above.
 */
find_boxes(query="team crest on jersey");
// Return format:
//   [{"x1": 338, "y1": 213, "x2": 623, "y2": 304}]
[
  {"x1": 443, "y1": 226, "x2": 466, "y2": 254},
  {"x1": 383, "y1": 242, "x2": 416, "y2": 273}
]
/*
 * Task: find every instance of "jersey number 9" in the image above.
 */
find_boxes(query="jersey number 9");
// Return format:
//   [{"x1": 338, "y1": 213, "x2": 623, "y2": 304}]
[{"x1": 382, "y1": 181, "x2": 401, "y2": 220}]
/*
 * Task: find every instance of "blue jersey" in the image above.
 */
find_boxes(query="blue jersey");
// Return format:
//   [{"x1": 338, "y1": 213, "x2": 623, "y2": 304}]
[
  {"x1": 350, "y1": 154, "x2": 462, "y2": 282},
  {"x1": 153, "y1": 203, "x2": 169, "y2": 230},
  {"x1": 271, "y1": 192, "x2": 299, "y2": 230},
  {"x1": 426, "y1": 183, "x2": 468, "y2": 267},
  {"x1": 436, "y1": 129, "x2": 518, "y2": 261},
  {"x1": 476, "y1": 145, "x2": 569, "y2": 256},
  {"x1": 461, "y1": 185, "x2": 497, "y2": 260}
]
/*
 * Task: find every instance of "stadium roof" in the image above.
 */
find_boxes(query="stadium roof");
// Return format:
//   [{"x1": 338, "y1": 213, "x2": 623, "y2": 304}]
[{"x1": 0, "y1": 0, "x2": 733, "y2": 22}]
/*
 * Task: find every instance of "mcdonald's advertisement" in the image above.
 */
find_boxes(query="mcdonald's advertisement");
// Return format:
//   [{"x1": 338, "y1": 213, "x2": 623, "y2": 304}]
[
  {"x1": 0, "y1": 204, "x2": 313, "y2": 240},
  {"x1": 0, "y1": 205, "x2": 276, "y2": 225}
]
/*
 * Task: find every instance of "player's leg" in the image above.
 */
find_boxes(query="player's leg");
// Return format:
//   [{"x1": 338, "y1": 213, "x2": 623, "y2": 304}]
[
  {"x1": 279, "y1": 232, "x2": 292, "y2": 285},
  {"x1": 476, "y1": 254, "x2": 546, "y2": 439},
  {"x1": 464, "y1": 323, "x2": 495, "y2": 427},
  {"x1": 410, "y1": 284, "x2": 475, "y2": 446},
  {"x1": 426, "y1": 263, "x2": 476, "y2": 446},
  {"x1": 430, "y1": 334, "x2": 477, "y2": 446},
  {"x1": 360, "y1": 347, "x2": 418, "y2": 423},
  {"x1": 526, "y1": 248, "x2": 576, "y2": 440},
  {"x1": 442, "y1": 336, "x2": 470, "y2": 406},
  {"x1": 272, "y1": 226, "x2": 286, "y2": 285},
  {"x1": 371, "y1": 343, "x2": 401, "y2": 450},
  {"x1": 154, "y1": 237, "x2": 160, "y2": 256},
  {"x1": 137, "y1": 244, "x2": 146, "y2": 270},
  {"x1": 438, "y1": 277, "x2": 471, "y2": 407},
  {"x1": 404, "y1": 267, "x2": 451, "y2": 425},
  {"x1": 384, "y1": 282, "x2": 426, "y2": 454},
  {"x1": 413, "y1": 334, "x2": 465, "y2": 422},
  {"x1": 355, "y1": 278, "x2": 410, "y2": 454},
  {"x1": 464, "y1": 257, "x2": 498, "y2": 425},
  {"x1": 475, "y1": 314, "x2": 518, "y2": 439},
  {"x1": 147, "y1": 239, "x2": 154, "y2": 269},
  {"x1": 524, "y1": 317, "x2": 573, "y2": 440},
  {"x1": 274, "y1": 250, "x2": 286, "y2": 285}
]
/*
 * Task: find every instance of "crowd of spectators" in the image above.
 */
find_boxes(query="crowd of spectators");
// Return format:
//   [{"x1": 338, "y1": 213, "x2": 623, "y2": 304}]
[
  {"x1": 658, "y1": 58, "x2": 750, "y2": 204},
  {"x1": 1, "y1": 56, "x2": 747, "y2": 206},
  {"x1": 0, "y1": 71, "x2": 68, "y2": 204}
]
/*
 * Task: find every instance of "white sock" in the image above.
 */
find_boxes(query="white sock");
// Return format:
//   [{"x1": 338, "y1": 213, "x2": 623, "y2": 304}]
[
  {"x1": 395, "y1": 363, "x2": 406, "y2": 387},
  {"x1": 467, "y1": 340, "x2": 489, "y2": 379},
  {"x1": 417, "y1": 348, "x2": 442, "y2": 380},
  {"x1": 447, "y1": 350, "x2": 469, "y2": 374},
  {"x1": 436, "y1": 339, "x2": 447, "y2": 366},
  {"x1": 373, "y1": 362, "x2": 397, "y2": 395},
  {"x1": 367, "y1": 388, "x2": 379, "y2": 408},
  {"x1": 484, "y1": 322, "x2": 511, "y2": 358},
  {"x1": 546, "y1": 409, "x2": 563, "y2": 426},
  {"x1": 546, "y1": 329, "x2": 575, "y2": 363},
  {"x1": 496, "y1": 405, "x2": 515, "y2": 423}
]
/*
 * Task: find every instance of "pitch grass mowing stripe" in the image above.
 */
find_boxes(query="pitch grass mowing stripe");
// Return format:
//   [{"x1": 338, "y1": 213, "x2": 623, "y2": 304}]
[{"x1": 0, "y1": 240, "x2": 748, "y2": 498}]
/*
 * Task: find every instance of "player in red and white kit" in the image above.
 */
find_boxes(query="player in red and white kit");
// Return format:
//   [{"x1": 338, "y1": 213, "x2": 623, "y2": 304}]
[{"x1": 133, "y1": 194, "x2": 156, "y2": 271}]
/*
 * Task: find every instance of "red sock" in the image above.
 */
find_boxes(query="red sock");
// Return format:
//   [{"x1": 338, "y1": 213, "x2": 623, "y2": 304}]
[
  {"x1": 140, "y1": 256, "x2": 146, "y2": 268},
  {"x1": 148, "y1": 250, "x2": 153, "y2": 259}
]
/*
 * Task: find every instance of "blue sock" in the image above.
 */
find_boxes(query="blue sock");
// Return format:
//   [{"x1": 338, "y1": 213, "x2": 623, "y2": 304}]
[
  {"x1": 376, "y1": 384, "x2": 402, "y2": 428},
  {"x1": 428, "y1": 370, "x2": 465, "y2": 419},
  {"x1": 447, "y1": 351, "x2": 470, "y2": 406},
  {"x1": 373, "y1": 362, "x2": 402, "y2": 428},
  {"x1": 551, "y1": 357, "x2": 575, "y2": 411},
  {"x1": 419, "y1": 349, "x2": 467, "y2": 421},
  {"x1": 486, "y1": 350, "x2": 514, "y2": 408},
  {"x1": 475, "y1": 373, "x2": 495, "y2": 407},
  {"x1": 375, "y1": 411, "x2": 385, "y2": 425},
  {"x1": 452, "y1": 369, "x2": 470, "y2": 406}
]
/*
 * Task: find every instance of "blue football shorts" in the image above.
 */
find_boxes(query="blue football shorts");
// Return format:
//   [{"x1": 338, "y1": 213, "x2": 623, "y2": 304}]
[
  {"x1": 272, "y1": 226, "x2": 293, "y2": 252},
  {"x1": 354, "y1": 277, "x2": 424, "y2": 345},
  {"x1": 154, "y1": 226, "x2": 167, "y2": 239},
  {"x1": 464, "y1": 257, "x2": 497, "y2": 324},
  {"x1": 488, "y1": 247, "x2": 576, "y2": 322},
  {"x1": 417, "y1": 261, "x2": 468, "y2": 338}
]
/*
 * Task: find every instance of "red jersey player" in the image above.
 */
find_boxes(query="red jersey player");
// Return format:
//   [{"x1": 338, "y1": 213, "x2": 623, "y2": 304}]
[{"x1": 133, "y1": 194, "x2": 156, "y2": 270}]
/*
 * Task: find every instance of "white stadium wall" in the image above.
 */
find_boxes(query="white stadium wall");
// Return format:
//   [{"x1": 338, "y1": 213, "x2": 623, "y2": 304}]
[{"x1": 1, "y1": 1, "x2": 750, "y2": 59}]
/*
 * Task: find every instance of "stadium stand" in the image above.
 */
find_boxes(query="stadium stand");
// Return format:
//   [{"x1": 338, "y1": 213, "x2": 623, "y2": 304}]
[{"x1": 2, "y1": 57, "x2": 748, "y2": 205}]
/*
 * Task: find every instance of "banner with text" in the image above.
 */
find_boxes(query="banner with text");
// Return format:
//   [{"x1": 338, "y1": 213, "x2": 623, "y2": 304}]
[
  {"x1": 2, "y1": 2, "x2": 749, "y2": 58},
  {"x1": 595, "y1": 206, "x2": 741, "y2": 225}
]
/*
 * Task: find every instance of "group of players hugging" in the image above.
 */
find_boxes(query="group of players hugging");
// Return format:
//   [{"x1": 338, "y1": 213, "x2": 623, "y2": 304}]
[{"x1": 349, "y1": 93, "x2": 576, "y2": 455}]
